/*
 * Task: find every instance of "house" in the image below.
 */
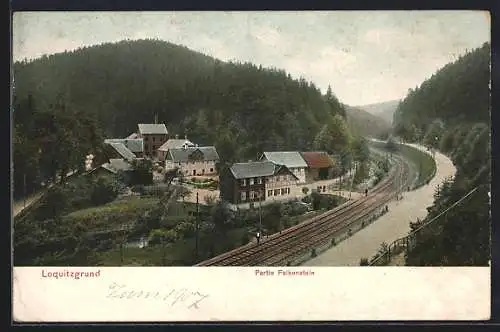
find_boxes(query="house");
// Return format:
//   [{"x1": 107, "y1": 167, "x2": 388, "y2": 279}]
[
  {"x1": 219, "y1": 161, "x2": 273, "y2": 206},
  {"x1": 87, "y1": 158, "x2": 134, "y2": 180},
  {"x1": 300, "y1": 151, "x2": 335, "y2": 182},
  {"x1": 157, "y1": 135, "x2": 195, "y2": 161},
  {"x1": 126, "y1": 133, "x2": 139, "y2": 139},
  {"x1": 264, "y1": 164, "x2": 300, "y2": 202},
  {"x1": 137, "y1": 123, "x2": 169, "y2": 158},
  {"x1": 165, "y1": 146, "x2": 220, "y2": 177},
  {"x1": 219, "y1": 161, "x2": 299, "y2": 207},
  {"x1": 104, "y1": 138, "x2": 144, "y2": 158},
  {"x1": 259, "y1": 151, "x2": 307, "y2": 184},
  {"x1": 103, "y1": 142, "x2": 137, "y2": 162}
]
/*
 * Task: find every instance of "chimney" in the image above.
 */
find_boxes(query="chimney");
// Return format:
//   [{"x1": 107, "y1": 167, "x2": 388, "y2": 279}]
[{"x1": 175, "y1": 134, "x2": 179, "y2": 139}]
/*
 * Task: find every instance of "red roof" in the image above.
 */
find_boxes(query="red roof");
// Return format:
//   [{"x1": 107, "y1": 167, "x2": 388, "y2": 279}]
[{"x1": 300, "y1": 152, "x2": 334, "y2": 169}]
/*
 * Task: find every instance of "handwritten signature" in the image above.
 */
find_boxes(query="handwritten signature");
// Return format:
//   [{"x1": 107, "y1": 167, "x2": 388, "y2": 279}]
[{"x1": 106, "y1": 282, "x2": 209, "y2": 309}]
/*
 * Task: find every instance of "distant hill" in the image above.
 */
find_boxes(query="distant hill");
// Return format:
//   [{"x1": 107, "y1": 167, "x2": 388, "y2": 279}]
[
  {"x1": 344, "y1": 105, "x2": 391, "y2": 139},
  {"x1": 354, "y1": 99, "x2": 400, "y2": 124}
]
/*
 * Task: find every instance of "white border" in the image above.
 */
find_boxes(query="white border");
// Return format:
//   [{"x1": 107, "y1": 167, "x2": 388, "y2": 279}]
[{"x1": 12, "y1": 266, "x2": 490, "y2": 322}]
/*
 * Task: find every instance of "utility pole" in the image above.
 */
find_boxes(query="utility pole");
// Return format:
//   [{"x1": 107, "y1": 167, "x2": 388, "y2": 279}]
[
  {"x1": 259, "y1": 192, "x2": 262, "y2": 234},
  {"x1": 23, "y1": 173, "x2": 26, "y2": 209},
  {"x1": 195, "y1": 192, "x2": 199, "y2": 260},
  {"x1": 257, "y1": 191, "x2": 262, "y2": 245}
]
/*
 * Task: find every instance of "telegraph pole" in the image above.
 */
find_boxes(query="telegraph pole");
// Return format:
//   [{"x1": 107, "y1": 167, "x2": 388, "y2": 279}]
[
  {"x1": 195, "y1": 192, "x2": 199, "y2": 260},
  {"x1": 23, "y1": 173, "x2": 27, "y2": 209}
]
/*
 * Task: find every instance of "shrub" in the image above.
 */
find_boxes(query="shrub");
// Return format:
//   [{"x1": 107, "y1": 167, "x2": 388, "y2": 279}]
[
  {"x1": 90, "y1": 176, "x2": 118, "y2": 206},
  {"x1": 359, "y1": 258, "x2": 369, "y2": 266}
]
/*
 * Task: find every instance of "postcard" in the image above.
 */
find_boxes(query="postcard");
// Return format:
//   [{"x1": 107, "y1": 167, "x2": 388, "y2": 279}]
[{"x1": 11, "y1": 10, "x2": 491, "y2": 322}]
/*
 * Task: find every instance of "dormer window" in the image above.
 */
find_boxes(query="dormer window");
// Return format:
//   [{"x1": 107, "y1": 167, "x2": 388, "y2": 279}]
[{"x1": 249, "y1": 178, "x2": 255, "y2": 186}]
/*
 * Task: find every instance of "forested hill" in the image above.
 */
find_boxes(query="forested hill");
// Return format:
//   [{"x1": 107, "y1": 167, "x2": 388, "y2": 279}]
[
  {"x1": 392, "y1": 42, "x2": 491, "y2": 266},
  {"x1": 354, "y1": 99, "x2": 400, "y2": 124},
  {"x1": 13, "y1": 39, "x2": 351, "y2": 197},
  {"x1": 393, "y1": 42, "x2": 490, "y2": 137},
  {"x1": 344, "y1": 105, "x2": 391, "y2": 139}
]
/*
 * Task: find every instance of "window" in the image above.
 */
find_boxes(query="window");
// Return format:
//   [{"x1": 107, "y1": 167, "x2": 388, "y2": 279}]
[
  {"x1": 249, "y1": 178, "x2": 254, "y2": 185},
  {"x1": 286, "y1": 188, "x2": 290, "y2": 194},
  {"x1": 145, "y1": 144, "x2": 149, "y2": 151},
  {"x1": 241, "y1": 179, "x2": 247, "y2": 186},
  {"x1": 210, "y1": 168, "x2": 214, "y2": 172},
  {"x1": 281, "y1": 188, "x2": 285, "y2": 195},
  {"x1": 241, "y1": 192, "x2": 247, "y2": 201},
  {"x1": 257, "y1": 177, "x2": 262, "y2": 184},
  {"x1": 144, "y1": 137, "x2": 149, "y2": 142},
  {"x1": 274, "y1": 189, "x2": 279, "y2": 196},
  {"x1": 268, "y1": 190, "x2": 273, "y2": 197},
  {"x1": 322, "y1": 186, "x2": 326, "y2": 192},
  {"x1": 202, "y1": 169, "x2": 205, "y2": 174}
]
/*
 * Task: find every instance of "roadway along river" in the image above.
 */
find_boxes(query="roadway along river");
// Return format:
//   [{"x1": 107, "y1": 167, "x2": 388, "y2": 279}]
[{"x1": 303, "y1": 143, "x2": 457, "y2": 266}]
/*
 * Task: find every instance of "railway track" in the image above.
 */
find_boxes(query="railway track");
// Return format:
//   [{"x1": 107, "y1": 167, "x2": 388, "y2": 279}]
[{"x1": 196, "y1": 155, "x2": 412, "y2": 266}]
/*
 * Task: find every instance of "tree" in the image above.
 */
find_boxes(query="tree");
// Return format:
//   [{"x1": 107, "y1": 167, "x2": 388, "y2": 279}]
[
  {"x1": 302, "y1": 187, "x2": 309, "y2": 195},
  {"x1": 351, "y1": 136, "x2": 370, "y2": 164},
  {"x1": 148, "y1": 228, "x2": 179, "y2": 265},
  {"x1": 210, "y1": 201, "x2": 234, "y2": 238},
  {"x1": 263, "y1": 202, "x2": 282, "y2": 233},
  {"x1": 90, "y1": 176, "x2": 118, "y2": 206},
  {"x1": 313, "y1": 115, "x2": 351, "y2": 155}
]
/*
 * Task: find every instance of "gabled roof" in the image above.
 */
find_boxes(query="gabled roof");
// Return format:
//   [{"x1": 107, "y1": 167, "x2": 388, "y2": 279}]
[
  {"x1": 104, "y1": 138, "x2": 143, "y2": 153},
  {"x1": 229, "y1": 161, "x2": 277, "y2": 179},
  {"x1": 167, "y1": 146, "x2": 219, "y2": 162},
  {"x1": 108, "y1": 142, "x2": 137, "y2": 161},
  {"x1": 138, "y1": 123, "x2": 168, "y2": 135},
  {"x1": 126, "y1": 132, "x2": 139, "y2": 139},
  {"x1": 300, "y1": 151, "x2": 334, "y2": 169},
  {"x1": 261, "y1": 151, "x2": 308, "y2": 168},
  {"x1": 158, "y1": 139, "x2": 195, "y2": 151}
]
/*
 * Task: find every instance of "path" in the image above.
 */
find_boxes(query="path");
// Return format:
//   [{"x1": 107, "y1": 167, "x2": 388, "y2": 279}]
[
  {"x1": 303, "y1": 143, "x2": 456, "y2": 266},
  {"x1": 13, "y1": 169, "x2": 78, "y2": 217}
]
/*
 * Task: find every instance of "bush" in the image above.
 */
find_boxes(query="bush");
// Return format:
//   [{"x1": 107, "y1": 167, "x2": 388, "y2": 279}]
[
  {"x1": 241, "y1": 232, "x2": 250, "y2": 245},
  {"x1": 360, "y1": 257, "x2": 369, "y2": 266},
  {"x1": 90, "y1": 176, "x2": 118, "y2": 206}
]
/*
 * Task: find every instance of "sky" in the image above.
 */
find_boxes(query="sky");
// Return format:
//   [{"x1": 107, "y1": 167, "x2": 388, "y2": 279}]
[{"x1": 12, "y1": 11, "x2": 490, "y2": 106}]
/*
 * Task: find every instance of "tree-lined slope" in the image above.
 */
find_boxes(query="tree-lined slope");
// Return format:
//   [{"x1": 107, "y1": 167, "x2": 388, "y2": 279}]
[
  {"x1": 345, "y1": 105, "x2": 391, "y2": 138},
  {"x1": 13, "y1": 39, "x2": 351, "y2": 197},
  {"x1": 393, "y1": 42, "x2": 490, "y2": 266}
]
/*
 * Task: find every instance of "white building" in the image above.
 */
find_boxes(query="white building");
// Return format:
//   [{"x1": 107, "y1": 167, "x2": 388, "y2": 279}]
[
  {"x1": 165, "y1": 146, "x2": 220, "y2": 177},
  {"x1": 264, "y1": 165, "x2": 300, "y2": 202},
  {"x1": 259, "y1": 151, "x2": 308, "y2": 184},
  {"x1": 157, "y1": 135, "x2": 195, "y2": 161}
]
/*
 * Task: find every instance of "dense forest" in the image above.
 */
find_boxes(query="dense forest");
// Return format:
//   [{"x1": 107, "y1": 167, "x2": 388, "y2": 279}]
[
  {"x1": 13, "y1": 39, "x2": 357, "y2": 199},
  {"x1": 393, "y1": 42, "x2": 491, "y2": 265}
]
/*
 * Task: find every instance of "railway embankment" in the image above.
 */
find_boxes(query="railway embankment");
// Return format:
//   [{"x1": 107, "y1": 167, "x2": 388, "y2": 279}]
[{"x1": 304, "y1": 143, "x2": 455, "y2": 266}]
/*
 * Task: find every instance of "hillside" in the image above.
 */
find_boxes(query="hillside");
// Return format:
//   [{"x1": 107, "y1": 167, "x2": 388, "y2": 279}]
[
  {"x1": 393, "y1": 42, "x2": 490, "y2": 266},
  {"x1": 13, "y1": 39, "x2": 351, "y2": 197},
  {"x1": 353, "y1": 99, "x2": 400, "y2": 124},
  {"x1": 344, "y1": 105, "x2": 391, "y2": 138}
]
